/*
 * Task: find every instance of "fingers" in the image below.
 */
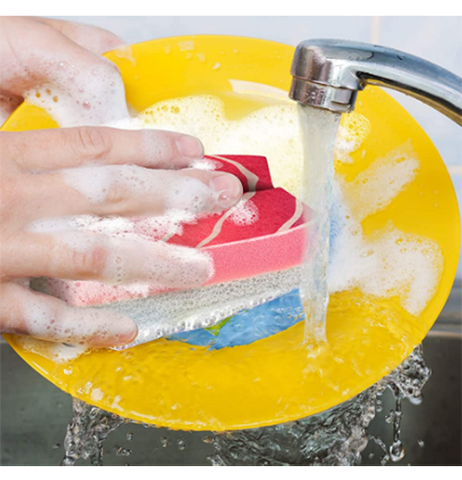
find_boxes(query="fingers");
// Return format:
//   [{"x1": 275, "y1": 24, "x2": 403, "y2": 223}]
[
  {"x1": 2, "y1": 231, "x2": 214, "y2": 290},
  {"x1": 0, "y1": 17, "x2": 128, "y2": 126},
  {"x1": 23, "y1": 164, "x2": 243, "y2": 219},
  {"x1": 0, "y1": 282, "x2": 137, "y2": 347},
  {"x1": 4, "y1": 127, "x2": 204, "y2": 172},
  {"x1": 34, "y1": 17, "x2": 125, "y2": 55}
]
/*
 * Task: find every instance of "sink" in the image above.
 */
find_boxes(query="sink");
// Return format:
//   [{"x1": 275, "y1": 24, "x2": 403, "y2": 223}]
[{"x1": 1, "y1": 280, "x2": 460, "y2": 466}]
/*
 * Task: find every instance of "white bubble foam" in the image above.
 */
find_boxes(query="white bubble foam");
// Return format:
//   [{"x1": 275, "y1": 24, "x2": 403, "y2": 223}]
[
  {"x1": 27, "y1": 210, "x2": 214, "y2": 294},
  {"x1": 24, "y1": 58, "x2": 129, "y2": 127},
  {"x1": 13, "y1": 335, "x2": 87, "y2": 363},
  {"x1": 334, "y1": 113, "x2": 371, "y2": 163},
  {"x1": 228, "y1": 199, "x2": 259, "y2": 226},
  {"x1": 341, "y1": 140, "x2": 420, "y2": 221},
  {"x1": 112, "y1": 45, "x2": 137, "y2": 66},
  {"x1": 137, "y1": 95, "x2": 305, "y2": 198},
  {"x1": 329, "y1": 181, "x2": 443, "y2": 316},
  {"x1": 189, "y1": 158, "x2": 222, "y2": 170},
  {"x1": 61, "y1": 163, "x2": 221, "y2": 214}
]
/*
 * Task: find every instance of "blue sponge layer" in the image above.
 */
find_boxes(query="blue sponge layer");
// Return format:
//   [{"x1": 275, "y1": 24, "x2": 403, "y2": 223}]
[{"x1": 168, "y1": 289, "x2": 304, "y2": 350}]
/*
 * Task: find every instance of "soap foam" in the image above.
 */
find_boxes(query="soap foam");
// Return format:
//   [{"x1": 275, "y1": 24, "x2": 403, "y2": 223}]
[
  {"x1": 334, "y1": 112, "x2": 371, "y2": 163},
  {"x1": 329, "y1": 181, "x2": 443, "y2": 316},
  {"x1": 136, "y1": 95, "x2": 306, "y2": 198},
  {"x1": 340, "y1": 141, "x2": 420, "y2": 222},
  {"x1": 61, "y1": 163, "x2": 222, "y2": 215},
  {"x1": 228, "y1": 199, "x2": 259, "y2": 226},
  {"x1": 18, "y1": 288, "x2": 135, "y2": 347},
  {"x1": 14, "y1": 335, "x2": 87, "y2": 362},
  {"x1": 24, "y1": 57, "x2": 129, "y2": 126},
  {"x1": 27, "y1": 221, "x2": 214, "y2": 289}
]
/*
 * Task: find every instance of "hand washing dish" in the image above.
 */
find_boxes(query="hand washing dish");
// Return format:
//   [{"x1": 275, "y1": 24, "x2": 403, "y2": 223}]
[
  {"x1": 2, "y1": 36, "x2": 460, "y2": 431},
  {"x1": 41, "y1": 154, "x2": 309, "y2": 348}
]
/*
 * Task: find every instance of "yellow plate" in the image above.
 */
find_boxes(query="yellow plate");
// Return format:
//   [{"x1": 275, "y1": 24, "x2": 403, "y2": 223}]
[{"x1": 2, "y1": 36, "x2": 460, "y2": 431}]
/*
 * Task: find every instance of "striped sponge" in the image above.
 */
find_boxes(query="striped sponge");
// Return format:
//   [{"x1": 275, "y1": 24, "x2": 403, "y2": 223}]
[{"x1": 41, "y1": 155, "x2": 310, "y2": 348}]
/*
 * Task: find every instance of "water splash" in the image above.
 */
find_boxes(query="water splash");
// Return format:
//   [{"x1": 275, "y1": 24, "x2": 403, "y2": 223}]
[
  {"x1": 213, "y1": 345, "x2": 430, "y2": 466},
  {"x1": 60, "y1": 345, "x2": 430, "y2": 466},
  {"x1": 61, "y1": 399, "x2": 127, "y2": 466}
]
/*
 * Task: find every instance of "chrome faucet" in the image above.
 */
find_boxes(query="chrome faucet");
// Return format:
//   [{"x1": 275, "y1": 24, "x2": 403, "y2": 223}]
[{"x1": 289, "y1": 39, "x2": 462, "y2": 126}]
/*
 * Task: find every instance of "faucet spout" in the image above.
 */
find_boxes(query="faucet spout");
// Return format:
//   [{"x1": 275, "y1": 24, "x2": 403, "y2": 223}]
[{"x1": 289, "y1": 39, "x2": 462, "y2": 125}]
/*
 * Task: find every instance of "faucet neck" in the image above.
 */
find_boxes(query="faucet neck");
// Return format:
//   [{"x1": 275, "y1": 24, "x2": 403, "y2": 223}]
[{"x1": 290, "y1": 39, "x2": 462, "y2": 125}]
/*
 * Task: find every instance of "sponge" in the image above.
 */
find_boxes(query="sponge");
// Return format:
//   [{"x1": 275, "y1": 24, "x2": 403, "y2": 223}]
[{"x1": 41, "y1": 155, "x2": 310, "y2": 347}]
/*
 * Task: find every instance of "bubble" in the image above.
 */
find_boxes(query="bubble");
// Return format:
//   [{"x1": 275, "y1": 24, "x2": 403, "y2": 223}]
[
  {"x1": 24, "y1": 58, "x2": 129, "y2": 127},
  {"x1": 227, "y1": 199, "x2": 259, "y2": 226},
  {"x1": 340, "y1": 140, "x2": 420, "y2": 222},
  {"x1": 329, "y1": 176, "x2": 443, "y2": 317},
  {"x1": 134, "y1": 95, "x2": 305, "y2": 198}
]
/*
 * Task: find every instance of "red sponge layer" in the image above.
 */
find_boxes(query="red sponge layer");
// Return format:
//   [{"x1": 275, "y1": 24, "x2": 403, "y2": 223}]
[{"x1": 45, "y1": 155, "x2": 309, "y2": 307}]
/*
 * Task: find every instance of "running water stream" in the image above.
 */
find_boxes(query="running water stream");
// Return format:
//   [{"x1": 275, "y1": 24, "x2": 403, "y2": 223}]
[{"x1": 298, "y1": 105, "x2": 341, "y2": 341}]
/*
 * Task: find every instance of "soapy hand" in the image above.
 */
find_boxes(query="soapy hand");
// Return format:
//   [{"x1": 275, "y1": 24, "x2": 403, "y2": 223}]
[
  {"x1": 0, "y1": 17, "x2": 127, "y2": 124},
  {"x1": 0, "y1": 17, "x2": 244, "y2": 347}
]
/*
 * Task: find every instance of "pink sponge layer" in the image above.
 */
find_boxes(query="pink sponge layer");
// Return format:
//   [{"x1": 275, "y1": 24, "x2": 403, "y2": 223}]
[{"x1": 45, "y1": 155, "x2": 310, "y2": 307}]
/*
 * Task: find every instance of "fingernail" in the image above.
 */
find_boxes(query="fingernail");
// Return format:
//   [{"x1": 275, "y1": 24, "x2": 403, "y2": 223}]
[
  {"x1": 176, "y1": 135, "x2": 204, "y2": 159},
  {"x1": 108, "y1": 317, "x2": 138, "y2": 347},
  {"x1": 209, "y1": 174, "x2": 243, "y2": 209}
]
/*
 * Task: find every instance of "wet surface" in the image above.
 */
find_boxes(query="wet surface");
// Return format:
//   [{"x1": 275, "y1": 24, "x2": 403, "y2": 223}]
[{"x1": 1, "y1": 281, "x2": 460, "y2": 466}]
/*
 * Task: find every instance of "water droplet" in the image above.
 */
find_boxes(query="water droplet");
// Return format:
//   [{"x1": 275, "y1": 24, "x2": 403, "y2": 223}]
[
  {"x1": 389, "y1": 441, "x2": 405, "y2": 462},
  {"x1": 114, "y1": 446, "x2": 132, "y2": 457}
]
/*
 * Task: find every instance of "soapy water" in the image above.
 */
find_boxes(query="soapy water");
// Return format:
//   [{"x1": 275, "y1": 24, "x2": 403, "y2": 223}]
[
  {"x1": 60, "y1": 345, "x2": 430, "y2": 466},
  {"x1": 16, "y1": 94, "x2": 443, "y2": 359}
]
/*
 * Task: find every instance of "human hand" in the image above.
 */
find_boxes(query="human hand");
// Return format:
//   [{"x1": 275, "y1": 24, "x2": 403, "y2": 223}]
[
  {"x1": 0, "y1": 16, "x2": 129, "y2": 126},
  {"x1": 0, "y1": 127, "x2": 243, "y2": 347}
]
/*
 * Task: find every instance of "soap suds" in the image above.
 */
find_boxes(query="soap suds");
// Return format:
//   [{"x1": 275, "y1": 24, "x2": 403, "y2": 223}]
[
  {"x1": 334, "y1": 112, "x2": 371, "y2": 163},
  {"x1": 228, "y1": 199, "x2": 259, "y2": 226},
  {"x1": 26, "y1": 224, "x2": 214, "y2": 289},
  {"x1": 329, "y1": 182, "x2": 443, "y2": 316},
  {"x1": 112, "y1": 45, "x2": 137, "y2": 66},
  {"x1": 18, "y1": 290, "x2": 135, "y2": 346},
  {"x1": 178, "y1": 41, "x2": 195, "y2": 52},
  {"x1": 14, "y1": 336, "x2": 87, "y2": 362},
  {"x1": 61, "y1": 164, "x2": 223, "y2": 215},
  {"x1": 137, "y1": 95, "x2": 305, "y2": 197},
  {"x1": 340, "y1": 141, "x2": 420, "y2": 221},
  {"x1": 24, "y1": 56, "x2": 129, "y2": 127}
]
